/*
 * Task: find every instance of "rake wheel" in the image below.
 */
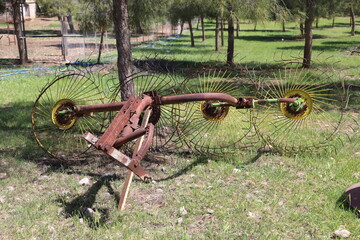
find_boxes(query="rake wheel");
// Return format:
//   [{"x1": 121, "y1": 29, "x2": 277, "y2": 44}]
[
  {"x1": 32, "y1": 72, "x2": 107, "y2": 161},
  {"x1": 254, "y1": 68, "x2": 346, "y2": 153},
  {"x1": 175, "y1": 67, "x2": 258, "y2": 155}
]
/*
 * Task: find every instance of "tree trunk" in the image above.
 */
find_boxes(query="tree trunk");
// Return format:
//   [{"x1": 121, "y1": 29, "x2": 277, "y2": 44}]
[
  {"x1": 315, "y1": 16, "x2": 319, "y2": 28},
  {"x1": 188, "y1": 19, "x2": 195, "y2": 47},
  {"x1": 67, "y1": 15, "x2": 74, "y2": 33},
  {"x1": 201, "y1": 15, "x2": 205, "y2": 41},
  {"x1": 221, "y1": 18, "x2": 224, "y2": 47},
  {"x1": 113, "y1": 0, "x2": 133, "y2": 100},
  {"x1": 350, "y1": 15, "x2": 352, "y2": 27},
  {"x1": 254, "y1": 22, "x2": 257, "y2": 31},
  {"x1": 11, "y1": 1, "x2": 27, "y2": 64},
  {"x1": 282, "y1": 20, "x2": 286, "y2": 32},
  {"x1": 227, "y1": 16, "x2": 234, "y2": 65},
  {"x1": 332, "y1": 17, "x2": 335, "y2": 28},
  {"x1": 97, "y1": 30, "x2": 105, "y2": 64},
  {"x1": 303, "y1": 0, "x2": 316, "y2": 68},
  {"x1": 215, "y1": 16, "x2": 220, "y2": 51},
  {"x1": 236, "y1": 20, "x2": 240, "y2": 37},
  {"x1": 350, "y1": 6, "x2": 355, "y2": 36},
  {"x1": 196, "y1": 17, "x2": 200, "y2": 30},
  {"x1": 300, "y1": 22, "x2": 304, "y2": 38},
  {"x1": 180, "y1": 21, "x2": 184, "y2": 36}
]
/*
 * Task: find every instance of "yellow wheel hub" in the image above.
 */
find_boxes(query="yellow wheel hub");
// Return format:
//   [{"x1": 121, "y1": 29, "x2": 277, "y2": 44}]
[
  {"x1": 280, "y1": 89, "x2": 313, "y2": 120},
  {"x1": 200, "y1": 100, "x2": 229, "y2": 121},
  {"x1": 51, "y1": 99, "x2": 77, "y2": 130}
]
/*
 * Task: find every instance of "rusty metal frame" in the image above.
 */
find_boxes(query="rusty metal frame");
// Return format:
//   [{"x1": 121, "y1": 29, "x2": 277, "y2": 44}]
[{"x1": 78, "y1": 92, "x2": 296, "y2": 181}]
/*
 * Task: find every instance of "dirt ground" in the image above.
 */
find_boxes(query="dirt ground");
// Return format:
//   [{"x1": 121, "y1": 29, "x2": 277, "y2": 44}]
[{"x1": 0, "y1": 17, "x2": 179, "y2": 64}]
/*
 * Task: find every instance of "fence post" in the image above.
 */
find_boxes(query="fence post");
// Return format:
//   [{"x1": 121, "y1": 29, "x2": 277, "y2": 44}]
[{"x1": 61, "y1": 17, "x2": 69, "y2": 61}]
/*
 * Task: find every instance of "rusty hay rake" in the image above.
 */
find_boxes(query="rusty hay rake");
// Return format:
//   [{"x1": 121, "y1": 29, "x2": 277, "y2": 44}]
[{"x1": 31, "y1": 66, "x2": 347, "y2": 183}]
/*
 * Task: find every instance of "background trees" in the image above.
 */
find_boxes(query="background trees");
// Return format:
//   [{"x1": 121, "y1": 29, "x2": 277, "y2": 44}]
[
  {"x1": 0, "y1": 0, "x2": 6, "y2": 14},
  {"x1": 168, "y1": 0, "x2": 198, "y2": 47},
  {"x1": 37, "y1": 0, "x2": 77, "y2": 33},
  {"x1": 76, "y1": 0, "x2": 113, "y2": 64},
  {"x1": 3, "y1": 0, "x2": 358, "y2": 68}
]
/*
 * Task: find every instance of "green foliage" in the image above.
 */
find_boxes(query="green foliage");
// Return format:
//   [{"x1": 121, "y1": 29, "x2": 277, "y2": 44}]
[
  {"x1": 76, "y1": 0, "x2": 112, "y2": 33},
  {"x1": 37, "y1": 0, "x2": 79, "y2": 17},
  {"x1": 0, "y1": 0, "x2": 6, "y2": 14},
  {"x1": 128, "y1": 0, "x2": 169, "y2": 34},
  {"x1": 168, "y1": 0, "x2": 199, "y2": 24}
]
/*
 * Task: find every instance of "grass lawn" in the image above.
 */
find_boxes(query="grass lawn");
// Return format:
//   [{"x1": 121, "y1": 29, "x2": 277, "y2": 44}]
[{"x1": 0, "y1": 17, "x2": 359, "y2": 239}]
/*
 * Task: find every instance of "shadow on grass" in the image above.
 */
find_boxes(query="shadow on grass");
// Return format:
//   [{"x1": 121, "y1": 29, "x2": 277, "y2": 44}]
[
  {"x1": 0, "y1": 59, "x2": 22, "y2": 69},
  {"x1": 56, "y1": 175, "x2": 120, "y2": 229},
  {"x1": 336, "y1": 192, "x2": 360, "y2": 218},
  {"x1": 0, "y1": 29, "x2": 61, "y2": 35},
  {"x1": 133, "y1": 58, "x2": 215, "y2": 74},
  {"x1": 278, "y1": 42, "x2": 360, "y2": 52},
  {"x1": 156, "y1": 155, "x2": 208, "y2": 182},
  {"x1": 240, "y1": 34, "x2": 325, "y2": 42}
]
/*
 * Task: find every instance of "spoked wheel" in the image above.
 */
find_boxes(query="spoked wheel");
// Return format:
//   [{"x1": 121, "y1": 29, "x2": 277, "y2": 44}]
[
  {"x1": 32, "y1": 73, "x2": 107, "y2": 161},
  {"x1": 107, "y1": 72, "x2": 182, "y2": 152},
  {"x1": 254, "y1": 68, "x2": 346, "y2": 153},
  {"x1": 175, "y1": 67, "x2": 258, "y2": 155}
]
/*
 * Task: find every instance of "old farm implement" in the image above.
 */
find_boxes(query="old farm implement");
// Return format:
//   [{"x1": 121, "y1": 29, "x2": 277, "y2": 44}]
[{"x1": 31, "y1": 67, "x2": 346, "y2": 208}]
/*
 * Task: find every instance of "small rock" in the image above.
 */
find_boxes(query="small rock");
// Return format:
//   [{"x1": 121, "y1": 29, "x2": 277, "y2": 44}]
[
  {"x1": 0, "y1": 196, "x2": 5, "y2": 204},
  {"x1": 179, "y1": 206, "x2": 188, "y2": 216},
  {"x1": 206, "y1": 208, "x2": 214, "y2": 214},
  {"x1": 7, "y1": 186, "x2": 14, "y2": 191},
  {"x1": 156, "y1": 188, "x2": 163, "y2": 193},
  {"x1": 0, "y1": 172, "x2": 8, "y2": 180},
  {"x1": 177, "y1": 217, "x2": 183, "y2": 224},
  {"x1": 38, "y1": 175, "x2": 49, "y2": 181},
  {"x1": 233, "y1": 168, "x2": 240, "y2": 174},
  {"x1": 48, "y1": 226, "x2": 55, "y2": 232},
  {"x1": 297, "y1": 172, "x2": 305, "y2": 179},
  {"x1": 161, "y1": 167, "x2": 166, "y2": 172},
  {"x1": 248, "y1": 211, "x2": 256, "y2": 218},
  {"x1": 258, "y1": 144, "x2": 273, "y2": 153},
  {"x1": 333, "y1": 228, "x2": 351, "y2": 238},
  {"x1": 79, "y1": 177, "x2": 90, "y2": 185},
  {"x1": 86, "y1": 208, "x2": 95, "y2": 215},
  {"x1": 352, "y1": 172, "x2": 360, "y2": 179},
  {"x1": 79, "y1": 218, "x2": 84, "y2": 224},
  {"x1": 152, "y1": 180, "x2": 157, "y2": 184},
  {"x1": 101, "y1": 173, "x2": 111, "y2": 177},
  {"x1": 61, "y1": 190, "x2": 70, "y2": 195},
  {"x1": 207, "y1": 186, "x2": 213, "y2": 190},
  {"x1": 57, "y1": 208, "x2": 63, "y2": 215}
]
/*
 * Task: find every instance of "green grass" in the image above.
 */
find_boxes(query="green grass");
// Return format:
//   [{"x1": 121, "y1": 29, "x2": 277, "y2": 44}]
[
  {"x1": 132, "y1": 17, "x2": 360, "y2": 81},
  {"x1": 0, "y1": 17, "x2": 360, "y2": 239}
]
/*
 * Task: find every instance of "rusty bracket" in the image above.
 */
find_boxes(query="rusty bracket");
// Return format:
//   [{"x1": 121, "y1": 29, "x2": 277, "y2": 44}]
[
  {"x1": 113, "y1": 127, "x2": 147, "y2": 148},
  {"x1": 95, "y1": 96, "x2": 141, "y2": 151},
  {"x1": 143, "y1": 91, "x2": 161, "y2": 105},
  {"x1": 84, "y1": 132, "x2": 151, "y2": 181},
  {"x1": 236, "y1": 98, "x2": 254, "y2": 109},
  {"x1": 132, "y1": 123, "x2": 155, "y2": 165}
]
